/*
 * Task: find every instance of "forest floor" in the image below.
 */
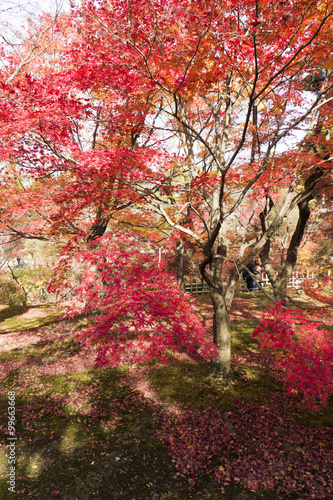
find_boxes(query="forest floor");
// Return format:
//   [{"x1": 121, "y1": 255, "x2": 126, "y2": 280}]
[{"x1": 0, "y1": 290, "x2": 332, "y2": 499}]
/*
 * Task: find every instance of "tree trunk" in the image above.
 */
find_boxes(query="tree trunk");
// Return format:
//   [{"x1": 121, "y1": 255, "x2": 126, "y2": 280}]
[
  {"x1": 210, "y1": 287, "x2": 231, "y2": 378},
  {"x1": 201, "y1": 228, "x2": 234, "y2": 379},
  {"x1": 86, "y1": 208, "x2": 109, "y2": 243},
  {"x1": 273, "y1": 197, "x2": 310, "y2": 304},
  {"x1": 259, "y1": 177, "x2": 317, "y2": 304},
  {"x1": 273, "y1": 274, "x2": 290, "y2": 303},
  {"x1": 176, "y1": 239, "x2": 185, "y2": 290}
]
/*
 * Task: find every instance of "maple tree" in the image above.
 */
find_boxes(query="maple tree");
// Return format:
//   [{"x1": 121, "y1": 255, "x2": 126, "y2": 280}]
[
  {"x1": 0, "y1": 0, "x2": 333, "y2": 377},
  {"x1": 69, "y1": 0, "x2": 333, "y2": 376}
]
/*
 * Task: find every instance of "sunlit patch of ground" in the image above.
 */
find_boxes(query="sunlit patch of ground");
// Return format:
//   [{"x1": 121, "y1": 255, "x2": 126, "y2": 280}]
[
  {"x1": 198, "y1": 297, "x2": 262, "y2": 334},
  {"x1": 0, "y1": 329, "x2": 46, "y2": 352},
  {"x1": 0, "y1": 304, "x2": 61, "y2": 333},
  {"x1": 120, "y1": 365, "x2": 183, "y2": 417},
  {"x1": 0, "y1": 322, "x2": 96, "y2": 385}
]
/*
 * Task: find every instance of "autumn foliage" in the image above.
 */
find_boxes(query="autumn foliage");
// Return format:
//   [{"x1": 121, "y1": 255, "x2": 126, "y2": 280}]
[
  {"x1": 56, "y1": 232, "x2": 218, "y2": 366},
  {"x1": 0, "y1": 0, "x2": 333, "y2": 378},
  {"x1": 253, "y1": 302, "x2": 333, "y2": 410}
]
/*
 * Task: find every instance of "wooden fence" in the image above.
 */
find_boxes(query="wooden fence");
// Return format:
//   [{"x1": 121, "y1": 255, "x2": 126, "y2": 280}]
[
  {"x1": 184, "y1": 282, "x2": 210, "y2": 294},
  {"x1": 185, "y1": 270, "x2": 332, "y2": 294},
  {"x1": 260, "y1": 270, "x2": 331, "y2": 289}
]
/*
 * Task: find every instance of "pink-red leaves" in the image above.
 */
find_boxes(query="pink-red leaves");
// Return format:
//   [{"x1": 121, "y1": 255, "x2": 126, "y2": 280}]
[
  {"x1": 67, "y1": 232, "x2": 217, "y2": 367},
  {"x1": 253, "y1": 302, "x2": 333, "y2": 410}
]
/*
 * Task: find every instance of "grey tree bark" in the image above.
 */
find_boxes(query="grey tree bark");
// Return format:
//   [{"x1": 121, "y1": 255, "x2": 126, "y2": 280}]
[
  {"x1": 176, "y1": 239, "x2": 185, "y2": 290},
  {"x1": 260, "y1": 168, "x2": 324, "y2": 304}
]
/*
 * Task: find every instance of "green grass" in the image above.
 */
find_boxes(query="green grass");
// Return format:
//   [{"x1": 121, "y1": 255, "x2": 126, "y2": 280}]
[
  {"x1": 0, "y1": 304, "x2": 61, "y2": 333},
  {"x1": 0, "y1": 300, "x2": 332, "y2": 499}
]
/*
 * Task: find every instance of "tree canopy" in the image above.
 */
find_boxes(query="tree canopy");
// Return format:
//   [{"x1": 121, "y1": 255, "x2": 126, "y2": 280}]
[{"x1": 0, "y1": 0, "x2": 332, "y2": 378}]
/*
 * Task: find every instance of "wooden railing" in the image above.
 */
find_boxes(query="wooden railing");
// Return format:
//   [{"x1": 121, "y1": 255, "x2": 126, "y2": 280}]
[
  {"x1": 260, "y1": 270, "x2": 331, "y2": 289},
  {"x1": 184, "y1": 282, "x2": 210, "y2": 294},
  {"x1": 184, "y1": 270, "x2": 332, "y2": 294}
]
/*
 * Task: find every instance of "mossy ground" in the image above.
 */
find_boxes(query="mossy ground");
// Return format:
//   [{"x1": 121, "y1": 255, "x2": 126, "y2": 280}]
[
  {"x1": 0, "y1": 292, "x2": 332, "y2": 499},
  {"x1": 0, "y1": 304, "x2": 61, "y2": 333}
]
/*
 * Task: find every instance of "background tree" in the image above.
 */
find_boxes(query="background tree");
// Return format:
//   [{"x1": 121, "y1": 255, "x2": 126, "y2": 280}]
[{"x1": 258, "y1": 66, "x2": 333, "y2": 302}]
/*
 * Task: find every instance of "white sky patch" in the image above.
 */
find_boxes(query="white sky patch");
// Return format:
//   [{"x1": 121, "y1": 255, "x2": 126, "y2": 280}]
[{"x1": 0, "y1": 0, "x2": 69, "y2": 29}]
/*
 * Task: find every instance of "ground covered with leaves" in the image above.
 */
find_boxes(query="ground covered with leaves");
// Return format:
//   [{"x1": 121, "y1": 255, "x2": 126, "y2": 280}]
[{"x1": 0, "y1": 293, "x2": 332, "y2": 499}]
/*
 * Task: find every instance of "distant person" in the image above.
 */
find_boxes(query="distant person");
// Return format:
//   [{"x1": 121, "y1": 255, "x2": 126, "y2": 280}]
[{"x1": 243, "y1": 260, "x2": 260, "y2": 291}]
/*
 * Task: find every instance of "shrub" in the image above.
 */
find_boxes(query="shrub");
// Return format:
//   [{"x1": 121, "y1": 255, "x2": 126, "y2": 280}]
[
  {"x1": 253, "y1": 302, "x2": 333, "y2": 410},
  {"x1": 0, "y1": 276, "x2": 26, "y2": 306}
]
